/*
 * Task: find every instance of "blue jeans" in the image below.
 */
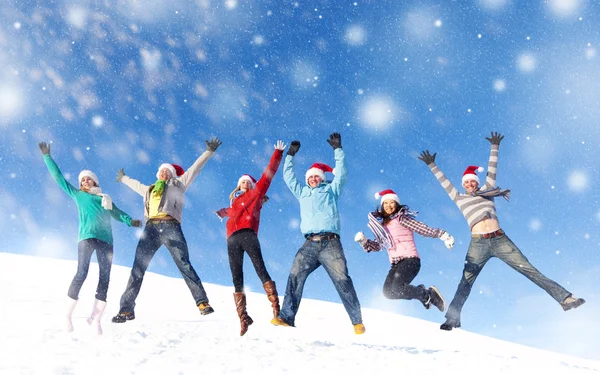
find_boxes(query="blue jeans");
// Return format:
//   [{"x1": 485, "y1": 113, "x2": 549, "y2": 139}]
[
  {"x1": 445, "y1": 232, "x2": 571, "y2": 323},
  {"x1": 118, "y1": 221, "x2": 209, "y2": 313},
  {"x1": 279, "y1": 238, "x2": 363, "y2": 326},
  {"x1": 68, "y1": 238, "x2": 113, "y2": 301}
]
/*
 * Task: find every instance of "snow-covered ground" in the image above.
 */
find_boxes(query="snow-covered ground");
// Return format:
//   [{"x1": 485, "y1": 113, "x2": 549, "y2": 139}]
[{"x1": 0, "y1": 252, "x2": 598, "y2": 375}]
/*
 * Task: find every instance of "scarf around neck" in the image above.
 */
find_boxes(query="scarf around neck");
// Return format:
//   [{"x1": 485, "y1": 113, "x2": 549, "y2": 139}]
[
  {"x1": 153, "y1": 180, "x2": 166, "y2": 197},
  {"x1": 87, "y1": 186, "x2": 113, "y2": 210},
  {"x1": 473, "y1": 186, "x2": 511, "y2": 201}
]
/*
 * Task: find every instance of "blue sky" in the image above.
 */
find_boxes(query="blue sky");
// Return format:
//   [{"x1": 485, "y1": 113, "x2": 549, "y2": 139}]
[{"x1": 1, "y1": 0, "x2": 599, "y2": 360}]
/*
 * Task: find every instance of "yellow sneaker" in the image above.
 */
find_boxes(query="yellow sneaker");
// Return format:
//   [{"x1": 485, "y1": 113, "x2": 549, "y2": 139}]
[
  {"x1": 271, "y1": 317, "x2": 291, "y2": 327},
  {"x1": 198, "y1": 302, "x2": 214, "y2": 315},
  {"x1": 354, "y1": 323, "x2": 366, "y2": 335}
]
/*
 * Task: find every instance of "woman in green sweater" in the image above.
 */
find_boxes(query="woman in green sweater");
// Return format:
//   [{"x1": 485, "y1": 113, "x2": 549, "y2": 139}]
[{"x1": 39, "y1": 142, "x2": 141, "y2": 335}]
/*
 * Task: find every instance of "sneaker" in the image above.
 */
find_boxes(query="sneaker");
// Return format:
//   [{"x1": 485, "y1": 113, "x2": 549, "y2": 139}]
[
  {"x1": 561, "y1": 296, "x2": 586, "y2": 311},
  {"x1": 111, "y1": 311, "x2": 135, "y2": 323},
  {"x1": 353, "y1": 323, "x2": 366, "y2": 335},
  {"x1": 198, "y1": 302, "x2": 215, "y2": 316},
  {"x1": 440, "y1": 319, "x2": 461, "y2": 331},
  {"x1": 428, "y1": 286, "x2": 446, "y2": 312},
  {"x1": 270, "y1": 317, "x2": 291, "y2": 327}
]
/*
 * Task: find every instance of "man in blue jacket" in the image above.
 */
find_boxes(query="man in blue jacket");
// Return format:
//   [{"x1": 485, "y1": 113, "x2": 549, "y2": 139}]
[{"x1": 271, "y1": 132, "x2": 365, "y2": 334}]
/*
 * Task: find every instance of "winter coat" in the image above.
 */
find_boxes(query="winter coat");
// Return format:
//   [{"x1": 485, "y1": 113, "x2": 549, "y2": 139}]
[
  {"x1": 121, "y1": 150, "x2": 215, "y2": 223},
  {"x1": 283, "y1": 148, "x2": 347, "y2": 236},
  {"x1": 221, "y1": 149, "x2": 283, "y2": 238},
  {"x1": 43, "y1": 154, "x2": 133, "y2": 245}
]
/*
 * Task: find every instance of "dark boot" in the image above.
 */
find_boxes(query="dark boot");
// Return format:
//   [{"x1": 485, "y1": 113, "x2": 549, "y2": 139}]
[
  {"x1": 561, "y1": 296, "x2": 585, "y2": 311},
  {"x1": 440, "y1": 318, "x2": 461, "y2": 331},
  {"x1": 428, "y1": 286, "x2": 446, "y2": 312},
  {"x1": 233, "y1": 292, "x2": 253, "y2": 336},
  {"x1": 263, "y1": 280, "x2": 280, "y2": 319}
]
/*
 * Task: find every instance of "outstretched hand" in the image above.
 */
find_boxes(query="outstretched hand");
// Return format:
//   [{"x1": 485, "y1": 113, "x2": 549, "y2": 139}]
[
  {"x1": 38, "y1": 142, "x2": 51, "y2": 155},
  {"x1": 485, "y1": 132, "x2": 504, "y2": 146},
  {"x1": 205, "y1": 137, "x2": 222, "y2": 152},
  {"x1": 418, "y1": 150, "x2": 437, "y2": 165},
  {"x1": 116, "y1": 168, "x2": 126, "y2": 182},
  {"x1": 287, "y1": 140, "x2": 301, "y2": 156},
  {"x1": 327, "y1": 132, "x2": 342, "y2": 149},
  {"x1": 274, "y1": 140, "x2": 286, "y2": 151}
]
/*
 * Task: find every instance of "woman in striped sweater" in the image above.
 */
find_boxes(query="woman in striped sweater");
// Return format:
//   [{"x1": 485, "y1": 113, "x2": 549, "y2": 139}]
[
  {"x1": 354, "y1": 189, "x2": 454, "y2": 312},
  {"x1": 418, "y1": 131, "x2": 585, "y2": 331}
]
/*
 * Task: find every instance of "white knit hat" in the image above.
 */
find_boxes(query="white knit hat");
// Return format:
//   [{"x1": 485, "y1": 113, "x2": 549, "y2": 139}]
[{"x1": 78, "y1": 170, "x2": 99, "y2": 186}]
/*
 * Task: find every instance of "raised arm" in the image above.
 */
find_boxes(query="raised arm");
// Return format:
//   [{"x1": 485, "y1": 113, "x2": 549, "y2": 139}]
[
  {"x1": 39, "y1": 142, "x2": 78, "y2": 198},
  {"x1": 484, "y1": 132, "x2": 503, "y2": 189},
  {"x1": 254, "y1": 141, "x2": 285, "y2": 196},
  {"x1": 117, "y1": 168, "x2": 149, "y2": 197},
  {"x1": 178, "y1": 137, "x2": 222, "y2": 190},
  {"x1": 283, "y1": 140, "x2": 303, "y2": 199},
  {"x1": 327, "y1": 133, "x2": 347, "y2": 197},
  {"x1": 418, "y1": 150, "x2": 459, "y2": 203}
]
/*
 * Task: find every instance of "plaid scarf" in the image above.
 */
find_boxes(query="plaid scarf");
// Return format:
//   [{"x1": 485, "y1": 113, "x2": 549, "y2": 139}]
[{"x1": 473, "y1": 187, "x2": 511, "y2": 201}]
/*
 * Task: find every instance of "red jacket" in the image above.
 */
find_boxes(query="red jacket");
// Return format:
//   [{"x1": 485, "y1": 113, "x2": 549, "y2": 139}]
[{"x1": 223, "y1": 149, "x2": 283, "y2": 238}]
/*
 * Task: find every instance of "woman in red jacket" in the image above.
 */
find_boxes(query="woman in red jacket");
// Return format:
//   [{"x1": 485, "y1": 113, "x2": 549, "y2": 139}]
[{"x1": 215, "y1": 140, "x2": 286, "y2": 336}]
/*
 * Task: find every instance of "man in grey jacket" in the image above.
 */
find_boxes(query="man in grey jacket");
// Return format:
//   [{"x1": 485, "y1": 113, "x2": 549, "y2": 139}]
[{"x1": 112, "y1": 137, "x2": 222, "y2": 323}]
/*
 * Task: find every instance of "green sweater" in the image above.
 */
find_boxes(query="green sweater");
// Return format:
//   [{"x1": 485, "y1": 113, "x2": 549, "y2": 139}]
[{"x1": 43, "y1": 154, "x2": 133, "y2": 245}]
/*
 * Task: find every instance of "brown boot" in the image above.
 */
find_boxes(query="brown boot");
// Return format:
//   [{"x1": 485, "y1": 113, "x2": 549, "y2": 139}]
[
  {"x1": 263, "y1": 280, "x2": 281, "y2": 319},
  {"x1": 233, "y1": 292, "x2": 253, "y2": 336}
]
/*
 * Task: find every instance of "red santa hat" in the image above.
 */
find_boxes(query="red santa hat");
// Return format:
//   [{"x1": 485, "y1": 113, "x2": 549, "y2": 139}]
[
  {"x1": 237, "y1": 174, "x2": 257, "y2": 188},
  {"x1": 156, "y1": 163, "x2": 184, "y2": 179},
  {"x1": 374, "y1": 189, "x2": 400, "y2": 205},
  {"x1": 78, "y1": 170, "x2": 99, "y2": 186},
  {"x1": 462, "y1": 165, "x2": 484, "y2": 185},
  {"x1": 305, "y1": 162, "x2": 334, "y2": 184}
]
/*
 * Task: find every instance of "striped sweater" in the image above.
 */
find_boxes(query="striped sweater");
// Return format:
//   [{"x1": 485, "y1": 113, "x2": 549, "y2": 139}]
[{"x1": 426, "y1": 144, "x2": 500, "y2": 229}]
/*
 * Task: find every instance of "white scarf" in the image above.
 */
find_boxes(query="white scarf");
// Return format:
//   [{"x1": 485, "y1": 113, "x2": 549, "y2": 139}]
[{"x1": 88, "y1": 187, "x2": 113, "y2": 210}]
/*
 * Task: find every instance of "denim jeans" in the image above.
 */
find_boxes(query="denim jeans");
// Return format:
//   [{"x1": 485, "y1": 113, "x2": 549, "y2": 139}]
[
  {"x1": 68, "y1": 238, "x2": 113, "y2": 301},
  {"x1": 382, "y1": 257, "x2": 428, "y2": 302},
  {"x1": 119, "y1": 221, "x2": 209, "y2": 313},
  {"x1": 445, "y1": 232, "x2": 571, "y2": 323},
  {"x1": 279, "y1": 238, "x2": 363, "y2": 326}
]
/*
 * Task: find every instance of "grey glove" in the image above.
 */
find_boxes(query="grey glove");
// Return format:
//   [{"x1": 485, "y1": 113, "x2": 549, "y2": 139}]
[
  {"x1": 38, "y1": 142, "x2": 51, "y2": 155},
  {"x1": 131, "y1": 220, "x2": 142, "y2": 228},
  {"x1": 418, "y1": 150, "x2": 437, "y2": 165},
  {"x1": 116, "y1": 168, "x2": 125, "y2": 182},
  {"x1": 327, "y1": 132, "x2": 342, "y2": 149},
  {"x1": 205, "y1": 137, "x2": 222, "y2": 152},
  {"x1": 287, "y1": 140, "x2": 301, "y2": 156},
  {"x1": 485, "y1": 131, "x2": 504, "y2": 146}
]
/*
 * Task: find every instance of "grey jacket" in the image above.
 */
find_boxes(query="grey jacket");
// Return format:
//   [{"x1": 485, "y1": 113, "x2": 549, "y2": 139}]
[{"x1": 122, "y1": 150, "x2": 215, "y2": 223}]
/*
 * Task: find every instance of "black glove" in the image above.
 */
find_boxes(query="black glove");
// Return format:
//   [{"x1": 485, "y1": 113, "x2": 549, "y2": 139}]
[
  {"x1": 116, "y1": 168, "x2": 125, "y2": 182},
  {"x1": 205, "y1": 137, "x2": 222, "y2": 152},
  {"x1": 418, "y1": 150, "x2": 437, "y2": 165},
  {"x1": 131, "y1": 220, "x2": 142, "y2": 228},
  {"x1": 38, "y1": 142, "x2": 51, "y2": 155},
  {"x1": 327, "y1": 132, "x2": 342, "y2": 149},
  {"x1": 287, "y1": 140, "x2": 301, "y2": 156},
  {"x1": 485, "y1": 131, "x2": 504, "y2": 146}
]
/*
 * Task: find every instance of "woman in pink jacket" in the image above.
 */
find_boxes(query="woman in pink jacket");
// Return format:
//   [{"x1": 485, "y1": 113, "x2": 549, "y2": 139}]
[{"x1": 355, "y1": 189, "x2": 454, "y2": 312}]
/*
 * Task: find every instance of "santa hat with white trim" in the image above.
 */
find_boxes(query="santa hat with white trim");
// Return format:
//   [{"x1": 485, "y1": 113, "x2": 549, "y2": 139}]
[
  {"x1": 462, "y1": 165, "x2": 484, "y2": 185},
  {"x1": 78, "y1": 170, "x2": 99, "y2": 186},
  {"x1": 156, "y1": 163, "x2": 184, "y2": 179},
  {"x1": 237, "y1": 174, "x2": 257, "y2": 188},
  {"x1": 374, "y1": 189, "x2": 400, "y2": 205},
  {"x1": 305, "y1": 162, "x2": 334, "y2": 184}
]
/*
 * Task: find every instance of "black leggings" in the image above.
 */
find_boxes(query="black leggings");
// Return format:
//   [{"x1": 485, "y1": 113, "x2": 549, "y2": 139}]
[
  {"x1": 68, "y1": 238, "x2": 113, "y2": 301},
  {"x1": 227, "y1": 229, "x2": 272, "y2": 293},
  {"x1": 382, "y1": 257, "x2": 427, "y2": 302}
]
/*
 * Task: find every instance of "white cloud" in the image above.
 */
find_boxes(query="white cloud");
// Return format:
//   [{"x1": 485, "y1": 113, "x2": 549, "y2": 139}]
[
  {"x1": 516, "y1": 53, "x2": 536, "y2": 73},
  {"x1": 529, "y1": 218, "x2": 542, "y2": 231},
  {"x1": 358, "y1": 96, "x2": 399, "y2": 131},
  {"x1": 493, "y1": 79, "x2": 507, "y2": 92},
  {"x1": 225, "y1": 0, "x2": 238, "y2": 10},
  {"x1": 140, "y1": 48, "x2": 162, "y2": 72},
  {"x1": 546, "y1": 0, "x2": 584, "y2": 17},
  {"x1": 0, "y1": 84, "x2": 24, "y2": 120},
  {"x1": 92, "y1": 115, "x2": 104, "y2": 128},
  {"x1": 344, "y1": 24, "x2": 367, "y2": 46},
  {"x1": 567, "y1": 170, "x2": 588, "y2": 192},
  {"x1": 403, "y1": 9, "x2": 440, "y2": 41},
  {"x1": 65, "y1": 5, "x2": 89, "y2": 29}
]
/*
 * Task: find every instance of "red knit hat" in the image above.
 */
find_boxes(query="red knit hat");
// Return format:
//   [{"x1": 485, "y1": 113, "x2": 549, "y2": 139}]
[
  {"x1": 305, "y1": 162, "x2": 334, "y2": 184},
  {"x1": 462, "y1": 165, "x2": 484, "y2": 185},
  {"x1": 237, "y1": 174, "x2": 257, "y2": 188},
  {"x1": 156, "y1": 163, "x2": 184, "y2": 179},
  {"x1": 374, "y1": 189, "x2": 400, "y2": 205}
]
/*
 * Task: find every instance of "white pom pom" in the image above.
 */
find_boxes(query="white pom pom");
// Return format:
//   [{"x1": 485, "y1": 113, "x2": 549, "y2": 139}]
[
  {"x1": 374, "y1": 192, "x2": 380, "y2": 199},
  {"x1": 477, "y1": 166, "x2": 484, "y2": 173},
  {"x1": 331, "y1": 168, "x2": 336, "y2": 175}
]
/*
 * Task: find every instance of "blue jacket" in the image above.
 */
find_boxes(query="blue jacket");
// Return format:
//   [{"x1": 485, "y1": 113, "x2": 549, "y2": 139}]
[{"x1": 283, "y1": 148, "x2": 347, "y2": 236}]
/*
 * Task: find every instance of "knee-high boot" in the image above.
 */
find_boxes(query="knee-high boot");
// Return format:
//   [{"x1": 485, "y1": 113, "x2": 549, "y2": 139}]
[
  {"x1": 233, "y1": 292, "x2": 253, "y2": 336},
  {"x1": 87, "y1": 299, "x2": 108, "y2": 335},
  {"x1": 263, "y1": 280, "x2": 280, "y2": 319}
]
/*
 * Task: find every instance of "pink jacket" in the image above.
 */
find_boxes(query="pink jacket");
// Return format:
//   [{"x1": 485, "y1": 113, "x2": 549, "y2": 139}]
[{"x1": 384, "y1": 218, "x2": 419, "y2": 262}]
